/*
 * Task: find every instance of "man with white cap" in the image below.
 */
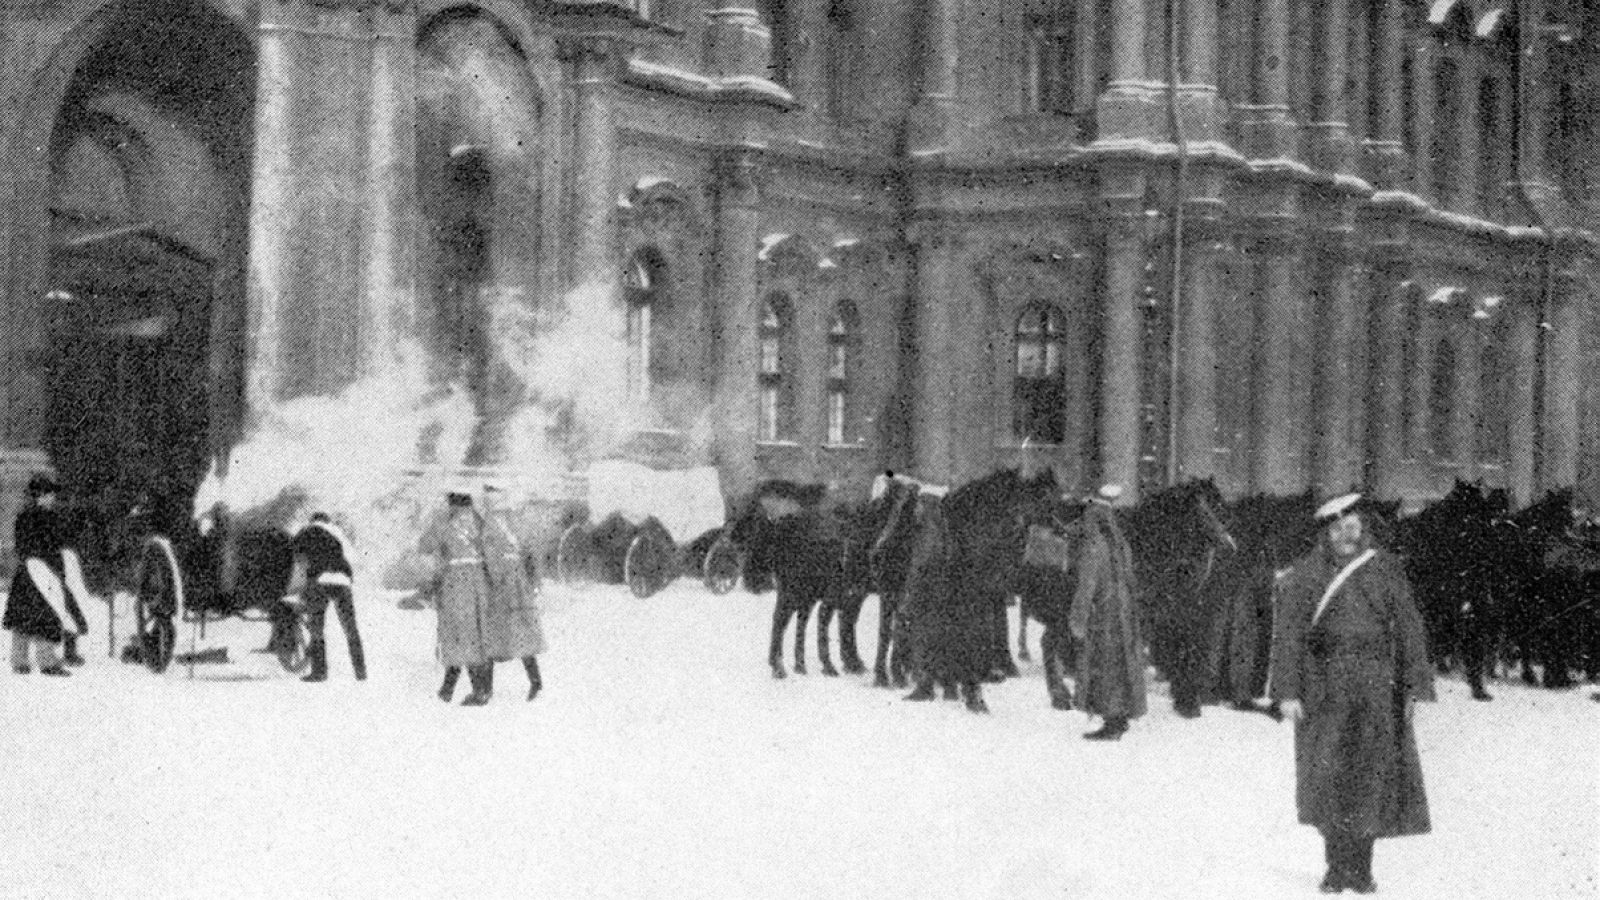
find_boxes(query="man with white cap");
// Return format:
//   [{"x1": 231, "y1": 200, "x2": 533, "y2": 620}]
[
  {"x1": 1068, "y1": 483, "x2": 1147, "y2": 740},
  {"x1": 1269, "y1": 492, "x2": 1434, "y2": 894}
]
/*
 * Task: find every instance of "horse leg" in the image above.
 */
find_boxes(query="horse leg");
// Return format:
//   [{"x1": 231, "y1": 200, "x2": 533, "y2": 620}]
[
  {"x1": 817, "y1": 601, "x2": 839, "y2": 677},
  {"x1": 792, "y1": 597, "x2": 812, "y2": 676},
  {"x1": 1042, "y1": 624, "x2": 1073, "y2": 710},
  {"x1": 837, "y1": 592, "x2": 867, "y2": 674},
  {"x1": 873, "y1": 592, "x2": 894, "y2": 687},
  {"x1": 1016, "y1": 599, "x2": 1033, "y2": 662},
  {"x1": 769, "y1": 595, "x2": 790, "y2": 679}
]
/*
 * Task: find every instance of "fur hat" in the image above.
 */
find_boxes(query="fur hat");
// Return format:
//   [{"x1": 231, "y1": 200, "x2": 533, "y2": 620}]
[{"x1": 26, "y1": 473, "x2": 60, "y2": 498}]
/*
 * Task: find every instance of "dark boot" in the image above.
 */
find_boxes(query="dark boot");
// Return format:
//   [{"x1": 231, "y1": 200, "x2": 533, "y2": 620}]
[
  {"x1": 62, "y1": 634, "x2": 85, "y2": 667},
  {"x1": 963, "y1": 681, "x2": 990, "y2": 714},
  {"x1": 438, "y1": 666, "x2": 461, "y2": 703},
  {"x1": 903, "y1": 679, "x2": 936, "y2": 702},
  {"x1": 941, "y1": 679, "x2": 960, "y2": 701},
  {"x1": 39, "y1": 664, "x2": 70, "y2": 677},
  {"x1": 1347, "y1": 838, "x2": 1376, "y2": 894},
  {"x1": 1320, "y1": 832, "x2": 1345, "y2": 893},
  {"x1": 461, "y1": 664, "x2": 494, "y2": 706},
  {"x1": 523, "y1": 656, "x2": 542, "y2": 701},
  {"x1": 1083, "y1": 716, "x2": 1128, "y2": 741}
]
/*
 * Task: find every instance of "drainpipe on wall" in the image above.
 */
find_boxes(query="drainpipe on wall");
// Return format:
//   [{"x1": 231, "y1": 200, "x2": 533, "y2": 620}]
[{"x1": 1164, "y1": 0, "x2": 1189, "y2": 486}]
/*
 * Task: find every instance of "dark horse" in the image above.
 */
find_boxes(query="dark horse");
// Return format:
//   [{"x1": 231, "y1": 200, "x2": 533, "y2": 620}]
[
  {"x1": 1506, "y1": 488, "x2": 1600, "y2": 689},
  {"x1": 1122, "y1": 478, "x2": 1239, "y2": 718},
  {"x1": 729, "y1": 480, "x2": 874, "y2": 679},
  {"x1": 1206, "y1": 490, "x2": 1318, "y2": 714},
  {"x1": 1398, "y1": 480, "x2": 1514, "y2": 701}
]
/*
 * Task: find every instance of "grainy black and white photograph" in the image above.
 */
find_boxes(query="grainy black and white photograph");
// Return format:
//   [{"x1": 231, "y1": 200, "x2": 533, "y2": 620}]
[{"x1": 1, "y1": 0, "x2": 1597, "y2": 896}]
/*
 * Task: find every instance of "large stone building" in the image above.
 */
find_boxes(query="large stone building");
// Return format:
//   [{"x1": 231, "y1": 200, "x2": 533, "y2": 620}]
[{"x1": 2, "y1": 0, "x2": 1598, "y2": 551}]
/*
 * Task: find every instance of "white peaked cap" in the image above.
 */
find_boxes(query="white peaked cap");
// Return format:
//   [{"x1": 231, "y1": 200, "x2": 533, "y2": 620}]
[
  {"x1": 1316, "y1": 492, "x2": 1362, "y2": 521},
  {"x1": 1097, "y1": 484, "x2": 1124, "y2": 501}
]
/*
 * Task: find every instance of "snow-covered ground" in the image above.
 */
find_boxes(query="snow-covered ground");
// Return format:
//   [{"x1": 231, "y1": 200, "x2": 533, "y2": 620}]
[{"x1": 2, "y1": 580, "x2": 1595, "y2": 900}]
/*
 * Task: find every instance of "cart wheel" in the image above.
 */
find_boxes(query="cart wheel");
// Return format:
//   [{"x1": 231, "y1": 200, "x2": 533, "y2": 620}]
[
  {"x1": 556, "y1": 523, "x2": 592, "y2": 585},
  {"x1": 625, "y1": 531, "x2": 676, "y2": 598},
  {"x1": 143, "y1": 615, "x2": 176, "y2": 674},
  {"x1": 275, "y1": 617, "x2": 312, "y2": 674},
  {"x1": 702, "y1": 533, "x2": 741, "y2": 595}
]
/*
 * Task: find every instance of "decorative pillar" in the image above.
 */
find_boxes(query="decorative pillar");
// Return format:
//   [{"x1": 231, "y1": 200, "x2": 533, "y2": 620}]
[
  {"x1": 1410, "y1": 37, "x2": 1437, "y2": 199},
  {"x1": 1313, "y1": 244, "x2": 1361, "y2": 493},
  {"x1": 1456, "y1": 52, "x2": 1483, "y2": 215},
  {"x1": 1098, "y1": 170, "x2": 1149, "y2": 502},
  {"x1": 1540, "y1": 271, "x2": 1582, "y2": 490},
  {"x1": 1173, "y1": 232, "x2": 1223, "y2": 482},
  {"x1": 1371, "y1": 0, "x2": 1407, "y2": 186},
  {"x1": 1254, "y1": 239, "x2": 1312, "y2": 495},
  {"x1": 1308, "y1": 0, "x2": 1352, "y2": 174},
  {"x1": 246, "y1": 0, "x2": 374, "y2": 408},
  {"x1": 1408, "y1": 296, "x2": 1440, "y2": 465},
  {"x1": 1451, "y1": 312, "x2": 1483, "y2": 477},
  {"x1": 563, "y1": 36, "x2": 622, "y2": 286},
  {"x1": 1368, "y1": 263, "x2": 1408, "y2": 497},
  {"x1": 909, "y1": 223, "x2": 964, "y2": 485},
  {"x1": 1093, "y1": 0, "x2": 1156, "y2": 148},
  {"x1": 362, "y1": 1, "x2": 419, "y2": 380},
  {"x1": 1236, "y1": 0, "x2": 1296, "y2": 159},
  {"x1": 1506, "y1": 289, "x2": 1540, "y2": 505},
  {"x1": 710, "y1": 152, "x2": 763, "y2": 499},
  {"x1": 907, "y1": 0, "x2": 961, "y2": 148}
]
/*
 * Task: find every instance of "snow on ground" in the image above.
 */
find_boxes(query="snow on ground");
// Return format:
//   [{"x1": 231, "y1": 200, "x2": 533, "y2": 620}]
[{"x1": 1, "y1": 580, "x2": 1596, "y2": 900}]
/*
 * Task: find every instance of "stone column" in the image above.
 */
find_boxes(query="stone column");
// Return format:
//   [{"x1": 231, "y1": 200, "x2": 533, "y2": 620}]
[
  {"x1": 907, "y1": 0, "x2": 961, "y2": 148},
  {"x1": 1410, "y1": 37, "x2": 1437, "y2": 198},
  {"x1": 1370, "y1": 0, "x2": 1407, "y2": 186},
  {"x1": 1093, "y1": 0, "x2": 1155, "y2": 148},
  {"x1": 1235, "y1": 0, "x2": 1296, "y2": 160},
  {"x1": 1506, "y1": 290, "x2": 1540, "y2": 505},
  {"x1": 1540, "y1": 271, "x2": 1583, "y2": 490},
  {"x1": 1313, "y1": 244, "x2": 1361, "y2": 493},
  {"x1": 362, "y1": 1, "x2": 418, "y2": 381},
  {"x1": 1367, "y1": 263, "x2": 1408, "y2": 497},
  {"x1": 246, "y1": 0, "x2": 373, "y2": 408},
  {"x1": 1408, "y1": 296, "x2": 1440, "y2": 464},
  {"x1": 910, "y1": 224, "x2": 964, "y2": 485},
  {"x1": 563, "y1": 36, "x2": 622, "y2": 288},
  {"x1": 1254, "y1": 238, "x2": 1312, "y2": 495},
  {"x1": 1307, "y1": 0, "x2": 1352, "y2": 174},
  {"x1": 1173, "y1": 232, "x2": 1223, "y2": 482},
  {"x1": 1456, "y1": 52, "x2": 1483, "y2": 215},
  {"x1": 1098, "y1": 169, "x2": 1149, "y2": 502},
  {"x1": 710, "y1": 152, "x2": 763, "y2": 499},
  {"x1": 1451, "y1": 311, "x2": 1483, "y2": 477}
]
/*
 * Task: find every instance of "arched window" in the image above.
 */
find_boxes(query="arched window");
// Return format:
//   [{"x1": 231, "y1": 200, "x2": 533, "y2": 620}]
[
  {"x1": 824, "y1": 0, "x2": 866, "y2": 121},
  {"x1": 1013, "y1": 304, "x2": 1068, "y2": 444},
  {"x1": 1023, "y1": 9, "x2": 1075, "y2": 115},
  {"x1": 759, "y1": 293, "x2": 793, "y2": 441},
  {"x1": 1429, "y1": 336, "x2": 1455, "y2": 458},
  {"x1": 623, "y1": 247, "x2": 667, "y2": 405},
  {"x1": 826, "y1": 300, "x2": 858, "y2": 445}
]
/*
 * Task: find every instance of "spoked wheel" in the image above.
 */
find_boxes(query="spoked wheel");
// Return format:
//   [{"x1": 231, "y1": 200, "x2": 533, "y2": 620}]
[
  {"x1": 625, "y1": 531, "x2": 677, "y2": 598},
  {"x1": 556, "y1": 523, "x2": 592, "y2": 585},
  {"x1": 140, "y1": 614, "x2": 176, "y2": 674},
  {"x1": 275, "y1": 617, "x2": 311, "y2": 674},
  {"x1": 702, "y1": 533, "x2": 742, "y2": 595},
  {"x1": 132, "y1": 536, "x2": 181, "y2": 674}
]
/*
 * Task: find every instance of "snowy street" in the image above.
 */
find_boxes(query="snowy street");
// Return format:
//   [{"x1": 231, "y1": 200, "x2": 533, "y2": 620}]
[{"x1": 2, "y1": 580, "x2": 1595, "y2": 900}]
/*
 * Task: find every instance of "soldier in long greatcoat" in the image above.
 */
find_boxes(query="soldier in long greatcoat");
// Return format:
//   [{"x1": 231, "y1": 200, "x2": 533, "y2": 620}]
[
  {"x1": 1270, "y1": 493, "x2": 1434, "y2": 895},
  {"x1": 1069, "y1": 485, "x2": 1147, "y2": 740},
  {"x1": 420, "y1": 489, "x2": 546, "y2": 705}
]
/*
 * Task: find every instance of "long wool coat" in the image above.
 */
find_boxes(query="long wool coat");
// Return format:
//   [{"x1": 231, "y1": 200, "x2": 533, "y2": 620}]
[
  {"x1": 898, "y1": 497, "x2": 991, "y2": 685},
  {"x1": 1068, "y1": 506, "x2": 1147, "y2": 721},
  {"x1": 420, "y1": 509, "x2": 546, "y2": 667},
  {"x1": 3, "y1": 505, "x2": 86, "y2": 642},
  {"x1": 1270, "y1": 547, "x2": 1434, "y2": 839}
]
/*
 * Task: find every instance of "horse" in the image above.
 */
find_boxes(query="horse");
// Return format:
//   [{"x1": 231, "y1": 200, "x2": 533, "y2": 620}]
[
  {"x1": 1397, "y1": 480, "x2": 1512, "y2": 701},
  {"x1": 727, "y1": 480, "x2": 871, "y2": 679},
  {"x1": 1121, "y1": 478, "x2": 1239, "y2": 718},
  {"x1": 1506, "y1": 488, "x2": 1600, "y2": 689},
  {"x1": 1204, "y1": 490, "x2": 1318, "y2": 713}
]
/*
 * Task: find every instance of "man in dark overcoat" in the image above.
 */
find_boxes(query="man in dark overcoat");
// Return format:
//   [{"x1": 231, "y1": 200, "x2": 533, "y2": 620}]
[
  {"x1": 899, "y1": 495, "x2": 991, "y2": 713},
  {"x1": 1270, "y1": 493, "x2": 1434, "y2": 894},
  {"x1": 5, "y1": 473, "x2": 91, "y2": 675}
]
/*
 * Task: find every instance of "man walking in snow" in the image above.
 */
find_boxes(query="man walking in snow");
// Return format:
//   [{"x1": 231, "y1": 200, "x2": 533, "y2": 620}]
[
  {"x1": 1270, "y1": 493, "x2": 1434, "y2": 894},
  {"x1": 1068, "y1": 484, "x2": 1146, "y2": 740},
  {"x1": 5, "y1": 473, "x2": 92, "y2": 675},
  {"x1": 291, "y1": 511, "x2": 366, "y2": 682}
]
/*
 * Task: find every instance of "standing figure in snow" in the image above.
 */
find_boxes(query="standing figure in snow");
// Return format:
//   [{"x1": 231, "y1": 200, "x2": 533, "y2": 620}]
[
  {"x1": 291, "y1": 512, "x2": 366, "y2": 682},
  {"x1": 1270, "y1": 493, "x2": 1434, "y2": 895},
  {"x1": 1068, "y1": 484, "x2": 1146, "y2": 740},
  {"x1": 5, "y1": 474, "x2": 91, "y2": 674},
  {"x1": 421, "y1": 489, "x2": 546, "y2": 705}
]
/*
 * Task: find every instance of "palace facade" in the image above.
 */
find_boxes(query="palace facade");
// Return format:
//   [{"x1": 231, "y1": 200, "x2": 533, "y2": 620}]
[{"x1": 2, "y1": 0, "x2": 1598, "y2": 555}]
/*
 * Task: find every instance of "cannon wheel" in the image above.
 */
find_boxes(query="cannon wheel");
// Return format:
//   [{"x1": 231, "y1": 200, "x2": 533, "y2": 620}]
[
  {"x1": 139, "y1": 614, "x2": 176, "y2": 674},
  {"x1": 133, "y1": 536, "x2": 182, "y2": 674},
  {"x1": 702, "y1": 533, "x2": 741, "y2": 595},
  {"x1": 556, "y1": 523, "x2": 591, "y2": 585},
  {"x1": 625, "y1": 530, "x2": 676, "y2": 598},
  {"x1": 275, "y1": 616, "x2": 312, "y2": 673}
]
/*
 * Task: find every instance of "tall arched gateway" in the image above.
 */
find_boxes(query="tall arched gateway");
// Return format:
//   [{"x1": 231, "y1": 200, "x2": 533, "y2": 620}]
[{"x1": 11, "y1": 0, "x2": 254, "y2": 537}]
